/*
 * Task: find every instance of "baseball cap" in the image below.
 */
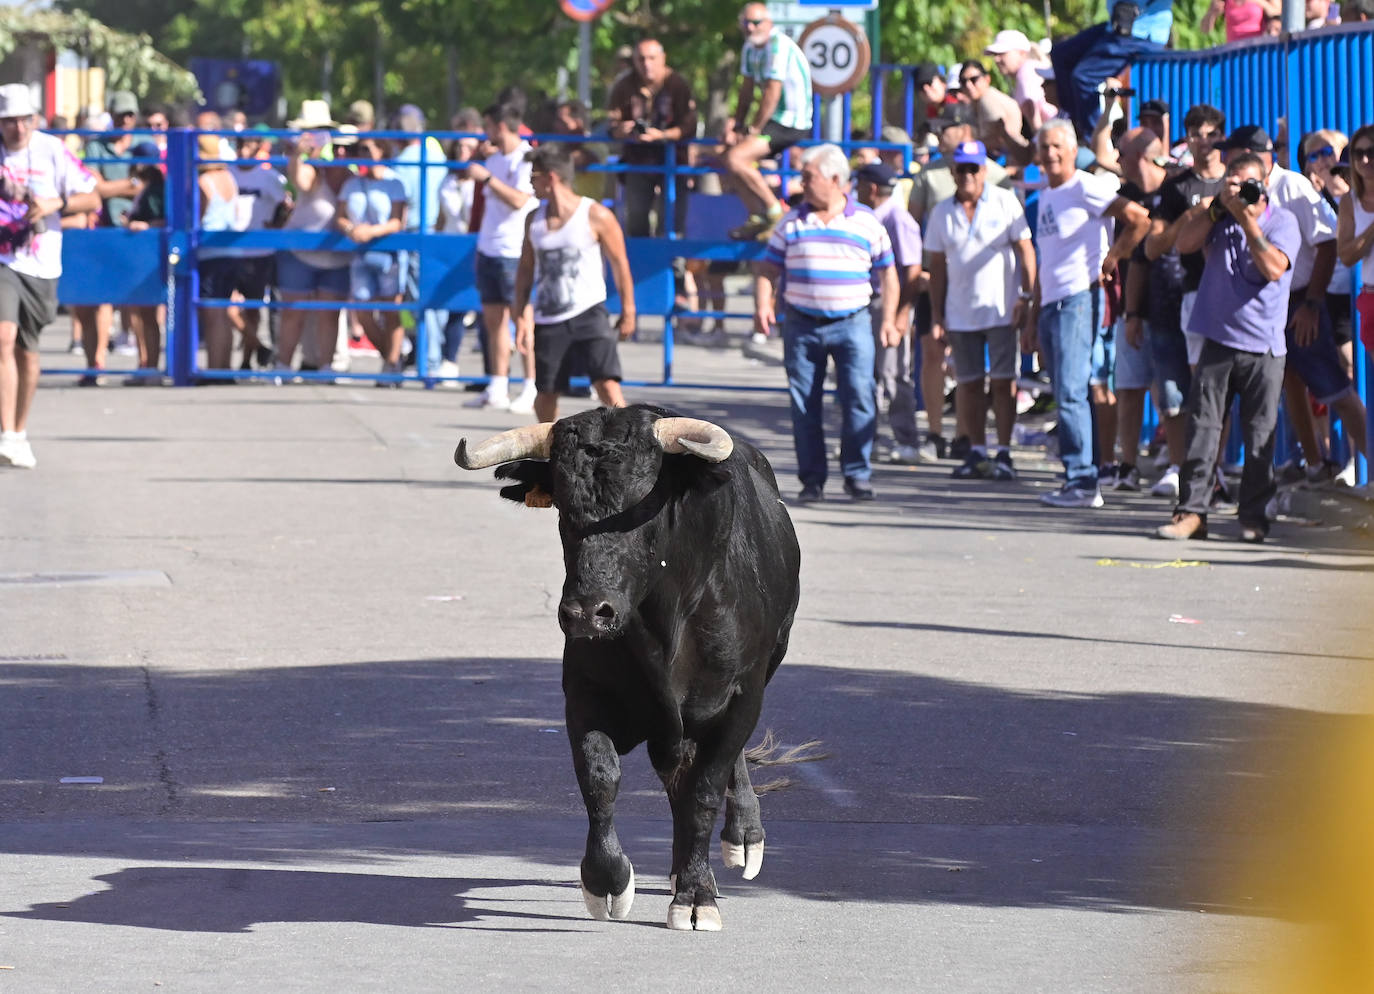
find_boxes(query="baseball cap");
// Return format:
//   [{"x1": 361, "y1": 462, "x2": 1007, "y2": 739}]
[
  {"x1": 108, "y1": 91, "x2": 139, "y2": 116},
  {"x1": 913, "y1": 62, "x2": 942, "y2": 88},
  {"x1": 880, "y1": 125, "x2": 911, "y2": 146},
  {"x1": 985, "y1": 29, "x2": 1033, "y2": 55},
  {"x1": 951, "y1": 140, "x2": 987, "y2": 166},
  {"x1": 128, "y1": 140, "x2": 160, "y2": 161},
  {"x1": 1139, "y1": 99, "x2": 1170, "y2": 118},
  {"x1": 1035, "y1": 63, "x2": 1057, "y2": 80},
  {"x1": 855, "y1": 162, "x2": 899, "y2": 188},
  {"x1": 1219, "y1": 124, "x2": 1274, "y2": 153}
]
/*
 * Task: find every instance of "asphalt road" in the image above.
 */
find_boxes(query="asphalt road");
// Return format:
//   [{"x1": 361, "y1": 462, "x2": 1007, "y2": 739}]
[{"x1": 3, "y1": 329, "x2": 1372, "y2": 992}]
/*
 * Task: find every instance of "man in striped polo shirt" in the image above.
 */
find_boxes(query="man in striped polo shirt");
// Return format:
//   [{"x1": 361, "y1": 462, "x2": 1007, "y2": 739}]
[
  {"x1": 755, "y1": 144, "x2": 900, "y2": 503},
  {"x1": 723, "y1": 2, "x2": 813, "y2": 241}
]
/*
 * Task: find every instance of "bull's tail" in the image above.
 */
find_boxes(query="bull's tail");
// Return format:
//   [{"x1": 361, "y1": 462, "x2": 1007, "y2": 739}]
[{"x1": 745, "y1": 729, "x2": 827, "y2": 794}]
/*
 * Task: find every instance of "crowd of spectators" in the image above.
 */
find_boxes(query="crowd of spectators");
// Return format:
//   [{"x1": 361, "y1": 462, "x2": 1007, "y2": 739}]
[{"x1": 1, "y1": 1, "x2": 1372, "y2": 540}]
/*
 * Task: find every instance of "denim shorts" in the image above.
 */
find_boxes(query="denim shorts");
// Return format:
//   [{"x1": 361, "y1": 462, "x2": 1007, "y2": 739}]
[
  {"x1": 276, "y1": 251, "x2": 350, "y2": 296},
  {"x1": 1090, "y1": 297, "x2": 1114, "y2": 388},
  {"x1": 350, "y1": 251, "x2": 402, "y2": 302},
  {"x1": 1284, "y1": 294, "x2": 1353, "y2": 404},
  {"x1": 1113, "y1": 317, "x2": 1154, "y2": 391},
  {"x1": 1147, "y1": 321, "x2": 1192, "y2": 416},
  {"x1": 476, "y1": 252, "x2": 519, "y2": 306}
]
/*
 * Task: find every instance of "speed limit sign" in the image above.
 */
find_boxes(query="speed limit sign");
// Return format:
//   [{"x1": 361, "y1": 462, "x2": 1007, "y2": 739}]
[{"x1": 798, "y1": 14, "x2": 871, "y2": 97}]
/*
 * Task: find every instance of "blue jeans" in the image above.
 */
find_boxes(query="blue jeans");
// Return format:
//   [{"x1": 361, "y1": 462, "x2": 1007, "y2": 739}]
[
  {"x1": 1038, "y1": 287, "x2": 1101, "y2": 490},
  {"x1": 782, "y1": 305, "x2": 876, "y2": 487}
]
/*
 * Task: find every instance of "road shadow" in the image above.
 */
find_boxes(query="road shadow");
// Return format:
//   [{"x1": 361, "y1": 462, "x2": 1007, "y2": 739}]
[{"x1": 2, "y1": 655, "x2": 1366, "y2": 925}]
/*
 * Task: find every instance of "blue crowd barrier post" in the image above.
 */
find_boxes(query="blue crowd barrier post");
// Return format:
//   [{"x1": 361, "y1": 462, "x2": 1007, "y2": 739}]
[
  {"x1": 663, "y1": 142, "x2": 676, "y2": 385},
  {"x1": 416, "y1": 134, "x2": 430, "y2": 382},
  {"x1": 164, "y1": 129, "x2": 196, "y2": 386}
]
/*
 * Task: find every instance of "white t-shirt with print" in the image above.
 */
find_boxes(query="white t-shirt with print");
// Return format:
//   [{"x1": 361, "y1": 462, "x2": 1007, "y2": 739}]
[
  {"x1": 1266, "y1": 164, "x2": 1336, "y2": 291},
  {"x1": 231, "y1": 163, "x2": 288, "y2": 259},
  {"x1": 924, "y1": 185, "x2": 1032, "y2": 331},
  {"x1": 1, "y1": 131, "x2": 98, "y2": 280},
  {"x1": 476, "y1": 140, "x2": 535, "y2": 259},
  {"x1": 1036, "y1": 170, "x2": 1120, "y2": 305}
]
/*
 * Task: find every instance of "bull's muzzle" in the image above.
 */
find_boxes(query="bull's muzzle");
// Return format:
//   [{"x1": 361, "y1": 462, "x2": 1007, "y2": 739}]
[{"x1": 558, "y1": 595, "x2": 626, "y2": 639}]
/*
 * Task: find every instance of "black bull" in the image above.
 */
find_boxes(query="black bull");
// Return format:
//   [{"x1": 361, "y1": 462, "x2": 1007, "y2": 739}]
[{"x1": 455, "y1": 404, "x2": 801, "y2": 931}]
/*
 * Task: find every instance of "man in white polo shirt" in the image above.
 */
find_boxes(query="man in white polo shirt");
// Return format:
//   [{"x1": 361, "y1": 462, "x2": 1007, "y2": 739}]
[
  {"x1": 754, "y1": 144, "x2": 899, "y2": 503},
  {"x1": 926, "y1": 140, "x2": 1036, "y2": 480},
  {"x1": 1, "y1": 83, "x2": 100, "y2": 469}
]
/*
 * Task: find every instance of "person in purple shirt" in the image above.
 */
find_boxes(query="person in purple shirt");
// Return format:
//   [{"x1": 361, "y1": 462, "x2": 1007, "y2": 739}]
[
  {"x1": 855, "y1": 162, "x2": 923, "y2": 464},
  {"x1": 1156, "y1": 151, "x2": 1301, "y2": 543}
]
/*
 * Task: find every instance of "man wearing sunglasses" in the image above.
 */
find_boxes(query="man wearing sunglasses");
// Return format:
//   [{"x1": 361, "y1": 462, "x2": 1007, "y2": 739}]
[{"x1": 723, "y1": 3, "x2": 813, "y2": 241}]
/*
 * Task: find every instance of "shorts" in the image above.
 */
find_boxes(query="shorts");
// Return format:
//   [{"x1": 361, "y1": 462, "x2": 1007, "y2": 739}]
[
  {"x1": 761, "y1": 121, "x2": 810, "y2": 153},
  {"x1": 1284, "y1": 293, "x2": 1353, "y2": 405},
  {"x1": 476, "y1": 252, "x2": 519, "y2": 306},
  {"x1": 1147, "y1": 321, "x2": 1192, "y2": 417},
  {"x1": 1180, "y1": 291, "x2": 1205, "y2": 366},
  {"x1": 948, "y1": 326, "x2": 1018, "y2": 383},
  {"x1": 198, "y1": 256, "x2": 240, "y2": 301},
  {"x1": 0, "y1": 265, "x2": 58, "y2": 351},
  {"x1": 1326, "y1": 291, "x2": 1352, "y2": 348},
  {"x1": 1114, "y1": 317, "x2": 1154, "y2": 391},
  {"x1": 276, "y1": 251, "x2": 350, "y2": 296},
  {"x1": 231, "y1": 254, "x2": 276, "y2": 300},
  {"x1": 350, "y1": 251, "x2": 402, "y2": 302},
  {"x1": 533, "y1": 303, "x2": 622, "y2": 394}
]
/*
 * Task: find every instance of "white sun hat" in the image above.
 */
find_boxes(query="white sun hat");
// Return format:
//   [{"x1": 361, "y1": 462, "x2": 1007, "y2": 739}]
[{"x1": 0, "y1": 84, "x2": 37, "y2": 119}]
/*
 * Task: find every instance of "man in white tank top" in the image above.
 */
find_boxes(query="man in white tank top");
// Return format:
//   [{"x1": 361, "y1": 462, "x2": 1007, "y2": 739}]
[{"x1": 512, "y1": 145, "x2": 637, "y2": 423}]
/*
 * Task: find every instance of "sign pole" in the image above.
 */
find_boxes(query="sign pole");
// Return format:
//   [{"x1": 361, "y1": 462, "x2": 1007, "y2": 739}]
[{"x1": 578, "y1": 19, "x2": 592, "y2": 107}]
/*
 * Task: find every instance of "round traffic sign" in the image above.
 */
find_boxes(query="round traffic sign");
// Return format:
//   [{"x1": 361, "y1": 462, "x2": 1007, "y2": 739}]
[{"x1": 798, "y1": 14, "x2": 871, "y2": 98}]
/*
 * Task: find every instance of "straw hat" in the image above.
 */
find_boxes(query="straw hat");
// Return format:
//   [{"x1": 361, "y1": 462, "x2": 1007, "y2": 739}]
[{"x1": 288, "y1": 99, "x2": 339, "y2": 129}]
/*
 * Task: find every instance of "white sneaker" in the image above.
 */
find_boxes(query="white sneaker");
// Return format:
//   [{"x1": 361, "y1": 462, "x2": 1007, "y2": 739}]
[
  {"x1": 112, "y1": 331, "x2": 139, "y2": 356},
  {"x1": 465, "y1": 389, "x2": 510, "y2": 410},
  {"x1": 508, "y1": 384, "x2": 537, "y2": 415},
  {"x1": 1150, "y1": 466, "x2": 1180, "y2": 499},
  {"x1": 888, "y1": 443, "x2": 923, "y2": 465},
  {"x1": 0, "y1": 435, "x2": 36, "y2": 469},
  {"x1": 1336, "y1": 457, "x2": 1356, "y2": 487},
  {"x1": 750, "y1": 331, "x2": 768, "y2": 346},
  {"x1": 436, "y1": 360, "x2": 460, "y2": 388}
]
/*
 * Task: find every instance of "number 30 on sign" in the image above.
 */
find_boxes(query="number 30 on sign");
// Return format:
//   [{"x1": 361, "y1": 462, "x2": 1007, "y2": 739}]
[{"x1": 798, "y1": 14, "x2": 871, "y2": 97}]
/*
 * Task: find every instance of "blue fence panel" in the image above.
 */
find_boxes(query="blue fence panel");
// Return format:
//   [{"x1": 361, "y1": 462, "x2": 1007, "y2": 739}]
[{"x1": 57, "y1": 229, "x2": 165, "y2": 307}]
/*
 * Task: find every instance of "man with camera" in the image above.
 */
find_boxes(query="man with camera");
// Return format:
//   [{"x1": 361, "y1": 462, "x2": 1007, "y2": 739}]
[
  {"x1": 1, "y1": 84, "x2": 100, "y2": 469},
  {"x1": 1155, "y1": 152, "x2": 1300, "y2": 542},
  {"x1": 606, "y1": 38, "x2": 698, "y2": 238}
]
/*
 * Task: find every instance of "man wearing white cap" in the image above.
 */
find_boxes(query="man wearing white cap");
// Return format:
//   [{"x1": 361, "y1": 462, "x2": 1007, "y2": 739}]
[
  {"x1": 1, "y1": 84, "x2": 100, "y2": 469},
  {"x1": 985, "y1": 30, "x2": 1057, "y2": 132}
]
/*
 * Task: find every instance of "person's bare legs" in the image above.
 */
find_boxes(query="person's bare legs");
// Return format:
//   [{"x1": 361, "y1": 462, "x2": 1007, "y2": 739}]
[
  {"x1": 483, "y1": 304, "x2": 512, "y2": 379},
  {"x1": 1331, "y1": 392, "x2": 1368, "y2": 465},
  {"x1": 276, "y1": 292, "x2": 311, "y2": 368},
  {"x1": 1116, "y1": 386, "x2": 1147, "y2": 469},
  {"x1": 132, "y1": 306, "x2": 161, "y2": 368},
  {"x1": 75, "y1": 304, "x2": 112, "y2": 371},
  {"x1": 920, "y1": 334, "x2": 947, "y2": 446},
  {"x1": 954, "y1": 380, "x2": 986, "y2": 450},
  {"x1": 534, "y1": 391, "x2": 559, "y2": 423},
  {"x1": 200, "y1": 307, "x2": 233, "y2": 369},
  {"x1": 723, "y1": 137, "x2": 779, "y2": 216},
  {"x1": 359, "y1": 307, "x2": 403, "y2": 366},
  {"x1": 0, "y1": 322, "x2": 20, "y2": 432},
  {"x1": 1092, "y1": 384, "x2": 1117, "y2": 468},
  {"x1": 593, "y1": 378, "x2": 626, "y2": 408},
  {"x1": 312, "y1": 296, "x2": 344, "y2": 371},
  {"x1": 990, "y1": 377, "x2": 1016, "y2": 448},
  {"x1": 1283, "y1": 367, "x2": 1325, "y2": 467}
]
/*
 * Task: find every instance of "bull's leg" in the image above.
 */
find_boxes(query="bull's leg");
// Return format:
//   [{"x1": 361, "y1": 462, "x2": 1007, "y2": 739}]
[
  {"x1": 665, "y1": 701, "x2": 763, "y2": 931},
  {"x1": 570, "y1": 728, "x2": 635, "y2": 921},
  {"x1": 720, "y1": 750, "x2": 765, "y2": 880}
]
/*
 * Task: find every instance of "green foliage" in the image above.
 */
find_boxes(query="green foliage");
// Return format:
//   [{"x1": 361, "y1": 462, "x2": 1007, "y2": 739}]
[{"x1": 0, "y1": 8, "x2": 201, "y2": 104}]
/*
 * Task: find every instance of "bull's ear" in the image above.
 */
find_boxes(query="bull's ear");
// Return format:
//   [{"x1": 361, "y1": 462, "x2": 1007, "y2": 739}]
[
  {"x1": 680, "y1": 460, "x2": 732, "y2": 495},
  {"x1": 494, "y1": 460, "x2": 556, "y2": 508}
]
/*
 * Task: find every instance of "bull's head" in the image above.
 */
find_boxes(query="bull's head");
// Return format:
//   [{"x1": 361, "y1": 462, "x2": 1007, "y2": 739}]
[{"x1": 455, "y1": 406, "x2": 733, "y2": 639}]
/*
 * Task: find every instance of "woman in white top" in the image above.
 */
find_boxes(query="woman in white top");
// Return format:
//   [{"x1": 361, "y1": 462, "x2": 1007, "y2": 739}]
[
  {"x1": 1336, "y1": 123, "x2": 1374, "y2": 358},
  {"x1": 195, "y1": 134, "x2": 241, "y2": 371},
  {"x1": 275, "y1": 128, "x2": 353, "y2": 374},
  {"x1": 337, "y1": 137, "x2": 408, "y2": 381}
]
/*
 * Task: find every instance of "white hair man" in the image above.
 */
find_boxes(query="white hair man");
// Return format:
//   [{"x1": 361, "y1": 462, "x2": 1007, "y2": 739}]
[
  {"x1": 1, "y1": 84, "x2": 101, "y2": 469},
  {"x1": 754, "y1": 144, "x2": 900, "y2": 503}
]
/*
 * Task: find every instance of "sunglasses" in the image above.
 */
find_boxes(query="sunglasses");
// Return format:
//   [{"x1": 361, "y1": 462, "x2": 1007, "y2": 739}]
[
  {"x1": 741, "y1": 17, "x2": 765, "y2": 26},
  {"x1": 959, "y1": 73, "x2": 984, "y2": 85},
  {"x1": 953, "y1": 163, "x2": 981, "y2": 175},
  {"x1": 1309, "y1": 144, "x2": 1335, "y2": 160},
  {"x1": 1352, "y1": 146, "x2": 1374, "y2": 161}
]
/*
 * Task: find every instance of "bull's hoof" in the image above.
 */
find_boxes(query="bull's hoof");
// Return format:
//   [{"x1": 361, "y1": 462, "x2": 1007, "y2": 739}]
[
  {"x1": 720, "y1": 839, "x2": 764, "y2": 880},
  {"x1": 666, "y1": 899, "x2": 722, "y2": 932},
  {"x1": 582, "y1": 865, "x2": 635, "y2": 921}
]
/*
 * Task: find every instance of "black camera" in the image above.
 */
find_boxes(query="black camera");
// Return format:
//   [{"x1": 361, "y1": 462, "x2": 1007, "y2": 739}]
[
  {"x1": 1107, "y1": 87, "x2": 1136, "y2": 98},
  {"x1": 1238, "y1": 178, "x2": 1264, "y2": 205}
]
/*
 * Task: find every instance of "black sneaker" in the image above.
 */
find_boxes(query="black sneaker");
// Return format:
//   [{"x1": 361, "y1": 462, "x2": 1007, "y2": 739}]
[
  {"x1": 843, "y1": 478, "x2": 876, "y2": 501},
  {"x1": 1098, "y1": 462, "x2": 1120, "y2": 489},
  {"x1": 992, "y1": 450, "x2": 1017, "y2": 480},
  {"x1": 951, "y1": 452, "x2": 993, "y2": 479},
  {"x1": 949, "y1": 435, "x2": 972, "y2": 461},
  {"x1": 796, "y1": 484, "x2": 824, "y2": 504},
  {"x1": 1112, "y1": 464, "x2": 1142, "y2": 491}
]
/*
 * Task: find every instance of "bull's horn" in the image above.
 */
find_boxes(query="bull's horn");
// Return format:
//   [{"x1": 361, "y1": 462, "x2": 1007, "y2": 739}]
[
  {"x1": 454, "y1": 422, "x2": 555, "y2": 469},
  {"x1": 652, "y1": 417, "x2": 734, "y2": 463}
]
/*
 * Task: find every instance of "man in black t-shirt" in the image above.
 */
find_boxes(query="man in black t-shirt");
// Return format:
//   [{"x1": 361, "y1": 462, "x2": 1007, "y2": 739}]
[
  {"x1": 1144, "y1": 103, "x2": 1227, "y2": 500},
  {"x1": 605, "y1": 38, "x2": 698, "y2": 238}
]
